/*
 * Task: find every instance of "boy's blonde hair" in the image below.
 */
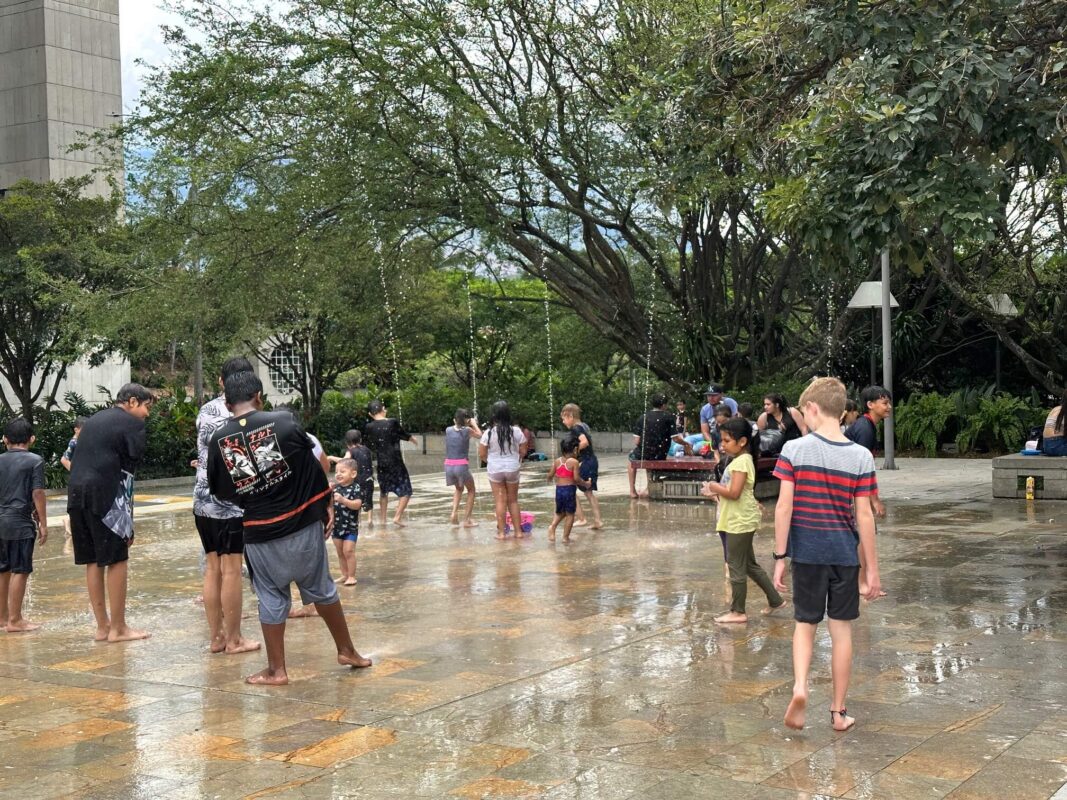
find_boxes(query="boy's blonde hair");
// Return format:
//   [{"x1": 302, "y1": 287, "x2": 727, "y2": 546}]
[
  {"x1": 561, "y1": 403, "x2": 582, "y2": 419},
  {"x1": 798, "y1": 377, "x2": 847, "y2": 419}
]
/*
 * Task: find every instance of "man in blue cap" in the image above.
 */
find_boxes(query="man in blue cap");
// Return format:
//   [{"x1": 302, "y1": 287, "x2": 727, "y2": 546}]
[{"x1": 699, "y1": 384, "x2": 738, "y2": 444}]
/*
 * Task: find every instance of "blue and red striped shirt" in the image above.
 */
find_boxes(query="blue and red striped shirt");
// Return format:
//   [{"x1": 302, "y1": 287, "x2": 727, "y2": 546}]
[{"x1": 773, "y1": 433, "x2": 877, "y2": 566}]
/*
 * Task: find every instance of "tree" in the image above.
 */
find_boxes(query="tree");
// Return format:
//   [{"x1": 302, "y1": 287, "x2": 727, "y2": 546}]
[{"x1": 0, "y1": 178, "x2": 129, "y2": 420}]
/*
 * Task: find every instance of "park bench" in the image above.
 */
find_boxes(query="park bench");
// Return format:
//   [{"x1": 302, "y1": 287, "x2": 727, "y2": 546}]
[
  {"x1": 991, "y1": 454, "x2": 1067, "y2": 500},
  {"x1": 634, "y1": 455, "x2": 782, "y2": 502}
]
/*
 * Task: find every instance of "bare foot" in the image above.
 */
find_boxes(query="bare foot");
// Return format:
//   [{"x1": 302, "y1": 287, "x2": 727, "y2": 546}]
[
  {"x1": 548, "y1": 528, "x2": 556, "y2": 542},
  {"x1": 107, "y1": 626, "x2": 150, "y2": 643},
  {"x1": 209, "y1": 637, "x2": 227, "y2": 654},
  {"x1": 714, "y1": 612, "x2": 748, "y2": 624},
  {"x1": 461, "y1": 520, "x2": 478, "y2": 527},
  {"x1": 629, "y1": 492, "x2": 639, "y2": 499},
  {"x1": 590, "y1": 522, "x2": 603, "y2": 530},
  {"x1": 563, "y1": 534, "x2": 571, "y2": 544},
  {"x1": 392, "y1": 516, "x2": 406, "y2": 527},
  {"x1": 343, "y1": 578, "x2": 358, "y2": 586},
  {"x1": 784, "y1": 690, "x2": 808, "y2": 730},
  {"x1": 246, "y1": 668, "x2": 288, "y2": 686},
  {"x1": 830, "y1": 708, "x2": 856, "y2": 732},
  {"x1": 224, "y1": 638, "x2": 261, "y2": 655},
  {"x1": 5, "y1": 620, "x2": 41, "y2": 633},
  {"x1": 762, "y1": 600, "x2": 789, "y2": 616},
  {"x1": 495, "y1": 533, "x2": 509, "y2": 540},
  {"x1": 574, "y1": 520, "x2": 589, "y2": 527},
  {"x1": 93, "y1": 626, "x2": 110, "y2": 642},
  {"x1": 449, "y1": 516, "x2": 459, "y2": 526},
  {"x1": 338, "y1": 651, "x2": 372, "y2": 669},
  {"x1": 288, "y1": 605, "x2": 318, "y2": 618}
]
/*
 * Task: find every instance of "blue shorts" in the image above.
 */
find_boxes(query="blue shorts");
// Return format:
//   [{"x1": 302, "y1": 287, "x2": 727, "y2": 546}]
[
  {"x1": 555, "y1": 485, "x2": 578, "y2": 515},
  {"x1": 579, "y1": 455, "x2": 599, "y2": 492},
  {"x1": 332, "y1": 530, "x2": 358, "y2": 542}
]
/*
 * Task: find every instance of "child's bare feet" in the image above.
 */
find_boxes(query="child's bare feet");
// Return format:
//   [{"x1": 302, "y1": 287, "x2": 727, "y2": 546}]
[
  {"x1": 495, "y1": 532, "x2": 509, "y2": 540},
  {"x1": 562, "y1": 533, "x2": 571, "y2": 544},
  {"x1": 713, "y1": 612, "x2": 748, "y2": 624},
  {"x1": 590, "y1": 522, "x2": 603, "y2": 530},
  {"x1": 5, "y1": 620, "x2": 41, "y2": 633},
  {"x1": 461, "y1": 519, "x2": 478, "y2": 527},
  {"x1": 93, "y1": 625, "x2": 110, "y2": 642},
  {"x1": 288, "y1": 605, "x2": 318, "y2": 618},
  {"x1": 392, "y1": 516, "x2": 406, "y2": 527},
  {"x1": 762, "y1": 600, "x2": 789, "y2": 616},
  {"x1": 246, "y1": 668, "x2": 288, "y2": 686},
  {"x1": 338, "y1": 650, "x2": 372, "y2": 669},
  {"x1": 343, "y1": 578, "x2": 357, "y2": 586},
  {"x1": 784, "y1": 689, "x2": 808, "y2": 730},
  {"x1": 830, "y1": 708, "x2": 856, "y2": 731},
  {"x1": 209, "y1": 635, "x2": 227, "y2": 654},
  {"x1": 573, "y1": 519, "x2": 589, "y2": 527},
  {"x1": 548, "y1": 527, "x2": 556, "y2": 542},
  {"x1": 449, "y1": 516, "x2": 459, "y2": 526},
  {"x1": 224, "y1": 638, "x2": 261, "y2": 655},
  {"x1": 107, "y1": 625, "x2": 150, "y2": 643}
]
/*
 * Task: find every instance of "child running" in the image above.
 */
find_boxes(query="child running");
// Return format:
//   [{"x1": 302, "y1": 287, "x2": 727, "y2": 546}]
[
  {"x1": 331, "y1": 459, "x2": 362, "y2": 586},
  {"x1": 560, "y1": 404, "x2": 603, "y2": 529},
  {"x1": 772, "y1": 377, "x2": 881, "y2": 732},
  {"x1": 445, "y1": 409, "x2": 481, "y2": 527},
  {"x1": 701, "y1": 418, "x2": 786, "y2": 624},
  {"x1": 546, "y1": 434, "x2": 588, "y2": 543},
  {"x1": 0, "y1": 419, "x2": 47, "y2": 632}
]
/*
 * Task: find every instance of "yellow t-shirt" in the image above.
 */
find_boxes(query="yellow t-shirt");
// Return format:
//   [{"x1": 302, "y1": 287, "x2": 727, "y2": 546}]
[{"x1": 715, "y1": 453, "x2": 760, "y2": 533}]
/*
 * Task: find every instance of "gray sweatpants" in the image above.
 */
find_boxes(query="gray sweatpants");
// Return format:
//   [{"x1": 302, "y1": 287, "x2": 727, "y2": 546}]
[{"x1": 244, "y1": 520, "x2": 338, "y2": 624}]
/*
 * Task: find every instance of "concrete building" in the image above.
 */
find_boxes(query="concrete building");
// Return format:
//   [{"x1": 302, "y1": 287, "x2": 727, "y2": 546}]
[
  {"x1": 0, "y1": 0, "x2": 122, "y2": 194},
  {"x1": 0, "y1": 0, "x2": 128, "y2": 409}
]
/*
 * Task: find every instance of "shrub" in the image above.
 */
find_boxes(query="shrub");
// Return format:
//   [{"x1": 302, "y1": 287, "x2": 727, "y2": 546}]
[
  {"x1": 955, "y1": 393, "x2": 1031, "y2": 454},
  {"x1": 895, "y1": 392, "x2": 957, "y2": 456}
]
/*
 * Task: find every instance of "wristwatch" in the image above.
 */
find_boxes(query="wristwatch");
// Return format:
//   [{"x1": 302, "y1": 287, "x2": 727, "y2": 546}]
[{"x1": 772, "y1": 551, "x2": 788, "y2": 560}]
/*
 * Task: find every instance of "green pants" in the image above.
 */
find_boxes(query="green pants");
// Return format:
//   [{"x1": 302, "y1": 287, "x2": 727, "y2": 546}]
[{"x1": 723, "y1": 531, "x2": 782, "y2": 614}]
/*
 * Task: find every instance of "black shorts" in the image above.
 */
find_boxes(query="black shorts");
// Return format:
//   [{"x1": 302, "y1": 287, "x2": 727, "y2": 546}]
[
  {"x1": 377, "y1": 464, "x2": 413, "y2": 497},
  {"x1": 791, "y1": 563, "x2": 861, "y2": 624},
  {"x1": 360, "y1": 478, "x2": 374, "y2": 512},
  {"x1": 69, "y1": 508, "x2": 129, "y2": 567},
  {"x1": 194, "y1": 514, "x2": 245, "y2": 556},
  {"x1": 0, "y1": 538, "x2": 35, "y2": 574},
  {"x1": 579, "y1": 456, "x2": 599, "y2": 492}
]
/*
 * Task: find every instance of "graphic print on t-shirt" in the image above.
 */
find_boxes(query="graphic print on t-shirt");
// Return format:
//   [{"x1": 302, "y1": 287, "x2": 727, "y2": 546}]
[
  {"x1": 218, "y1": 433, "x2": 259, "y2": 490},
  {"x1": 248, "y1": 426, "x2": 289, "y2": 483}
]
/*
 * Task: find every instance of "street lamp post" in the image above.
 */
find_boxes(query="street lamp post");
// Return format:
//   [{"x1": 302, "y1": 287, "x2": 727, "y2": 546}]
[
  {"x1": 847, "y1": 270, "x2": 900, "y2": 469},
  {"x1": 985, "y1": 294, "x2": 1020, "y2": 391}
]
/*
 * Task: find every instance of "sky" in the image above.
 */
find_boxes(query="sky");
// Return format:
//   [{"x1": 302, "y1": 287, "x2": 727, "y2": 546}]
[{"x1": 118, "y1": 2, "x2": 186, "y2": 112}]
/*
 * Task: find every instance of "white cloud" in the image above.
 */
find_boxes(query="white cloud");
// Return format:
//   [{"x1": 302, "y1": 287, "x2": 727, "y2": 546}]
[{"x1": 119, "y1": 1, "x2": 186, "y2": 112}]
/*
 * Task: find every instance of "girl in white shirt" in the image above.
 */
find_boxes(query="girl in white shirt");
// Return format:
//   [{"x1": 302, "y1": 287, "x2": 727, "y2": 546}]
[{"x1": 478, "y1": 400, "x2": 528, "y2": 540}]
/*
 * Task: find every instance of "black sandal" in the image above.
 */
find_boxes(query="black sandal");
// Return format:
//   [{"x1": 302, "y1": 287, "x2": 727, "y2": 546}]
[{"x1": 830, "y1": 708, "x2": 855, "y2": 731}]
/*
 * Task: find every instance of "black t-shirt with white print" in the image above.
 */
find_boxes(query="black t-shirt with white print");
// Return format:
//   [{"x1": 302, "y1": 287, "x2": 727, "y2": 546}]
[{"x1": 207, "y1": 410, "x2": 330, "y2": 545}]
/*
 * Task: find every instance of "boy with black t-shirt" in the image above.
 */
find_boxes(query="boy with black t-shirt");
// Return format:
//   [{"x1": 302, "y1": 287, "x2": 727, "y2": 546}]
[
  {"x1": 67, "y1": 384, "x2": 153, "y2": 643},
  {"x1": 363, "y1": 400, "x2": 419, "y2": 526},
  {"x1": 207, "y1": 372, "x2": 370, "y2": 686},
  {"x1": 627, "y1": 394, "x2": 689, "y2": 498},
  {"x1": 0, "y1": 418, "x2": 47, "y2": 632}
]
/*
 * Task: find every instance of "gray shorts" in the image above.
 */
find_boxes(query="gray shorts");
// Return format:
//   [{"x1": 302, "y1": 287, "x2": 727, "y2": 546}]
[
  {"x1": 445, "y1": 464, "x2": 474, "y2": 487},
  {"x1": 487, "y1": 470, "x2": 520, "y2": 485},
  {"x1": 244, "y1": 520, "x2": 338, "y2": 625}
]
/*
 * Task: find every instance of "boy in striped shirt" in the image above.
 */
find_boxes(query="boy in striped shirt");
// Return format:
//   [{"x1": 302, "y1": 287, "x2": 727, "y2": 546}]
[{"x1": 772, "y1": 377, "x2": 882, "y2": 733}]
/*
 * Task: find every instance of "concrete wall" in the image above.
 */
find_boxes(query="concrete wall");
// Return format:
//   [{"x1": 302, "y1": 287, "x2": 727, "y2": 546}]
[{"x1": 0, "y1": 0, "x2": 122, "y2": 195}]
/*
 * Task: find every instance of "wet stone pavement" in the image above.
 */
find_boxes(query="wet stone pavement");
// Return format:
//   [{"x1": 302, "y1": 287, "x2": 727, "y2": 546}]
[{"x1": 3, "y1": 457, "x2": 1067, "y2": 799}]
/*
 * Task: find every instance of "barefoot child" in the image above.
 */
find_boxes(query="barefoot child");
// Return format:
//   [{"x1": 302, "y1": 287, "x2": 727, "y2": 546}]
[
  {"x1": 331, "y1": 459, "x2": 362, "y2": 586},
  {"x1": 329, "y1": 430, "x2": 375, "y2": 524},
  {"x1": 772, "y1": 377, "x2": 881, "y2": 732},
  {"x1": 478, "y1": 400, "x2": 527, "y2": 540},
  {"x1": 701, "y1": 418, "x2": 785, "y2": 624},
  {"x1": 445, "y1": 409, "x2": 481, "y2": 526},
  {"x1": 207, "y1": 372, "x2": 371, "y2": 685},
  {"x1": 560, "y1": 404, "x2": 603, "y2": 529},
  {"x1": 0, "y1": 419, "x2": 48, "y2": 632},
  {"x1": 547, "y1": 435, "x2": 588, "y2": 543},
  {"x1": 363, "y1": 401, "x2": 419, "y2": 526}
]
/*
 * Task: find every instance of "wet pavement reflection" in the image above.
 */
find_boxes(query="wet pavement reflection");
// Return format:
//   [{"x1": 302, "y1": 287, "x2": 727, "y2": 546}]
[{"x1": 3, "y1": 458, "x2": 1066, "y2": 798}]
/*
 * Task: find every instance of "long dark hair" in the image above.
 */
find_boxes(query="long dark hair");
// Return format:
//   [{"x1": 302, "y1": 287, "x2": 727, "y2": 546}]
[
  {"x1": 1057, "y1": 388, "x2": 1067, "y2": 434},
  {"x1": 488, "y1": 400, "x2": 515, "y2": 453},
  {"x1": 764, "y1": 393, "x2": 798, "y2": 432},
  {"x1": 720, "y1": 417, "x2": 759, "y2": 461}
]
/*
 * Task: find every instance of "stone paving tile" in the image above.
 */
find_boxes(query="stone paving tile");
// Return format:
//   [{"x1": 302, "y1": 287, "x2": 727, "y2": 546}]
[{"x1": 0, "y1": 458, "x2": 1064, "y2": 798}]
